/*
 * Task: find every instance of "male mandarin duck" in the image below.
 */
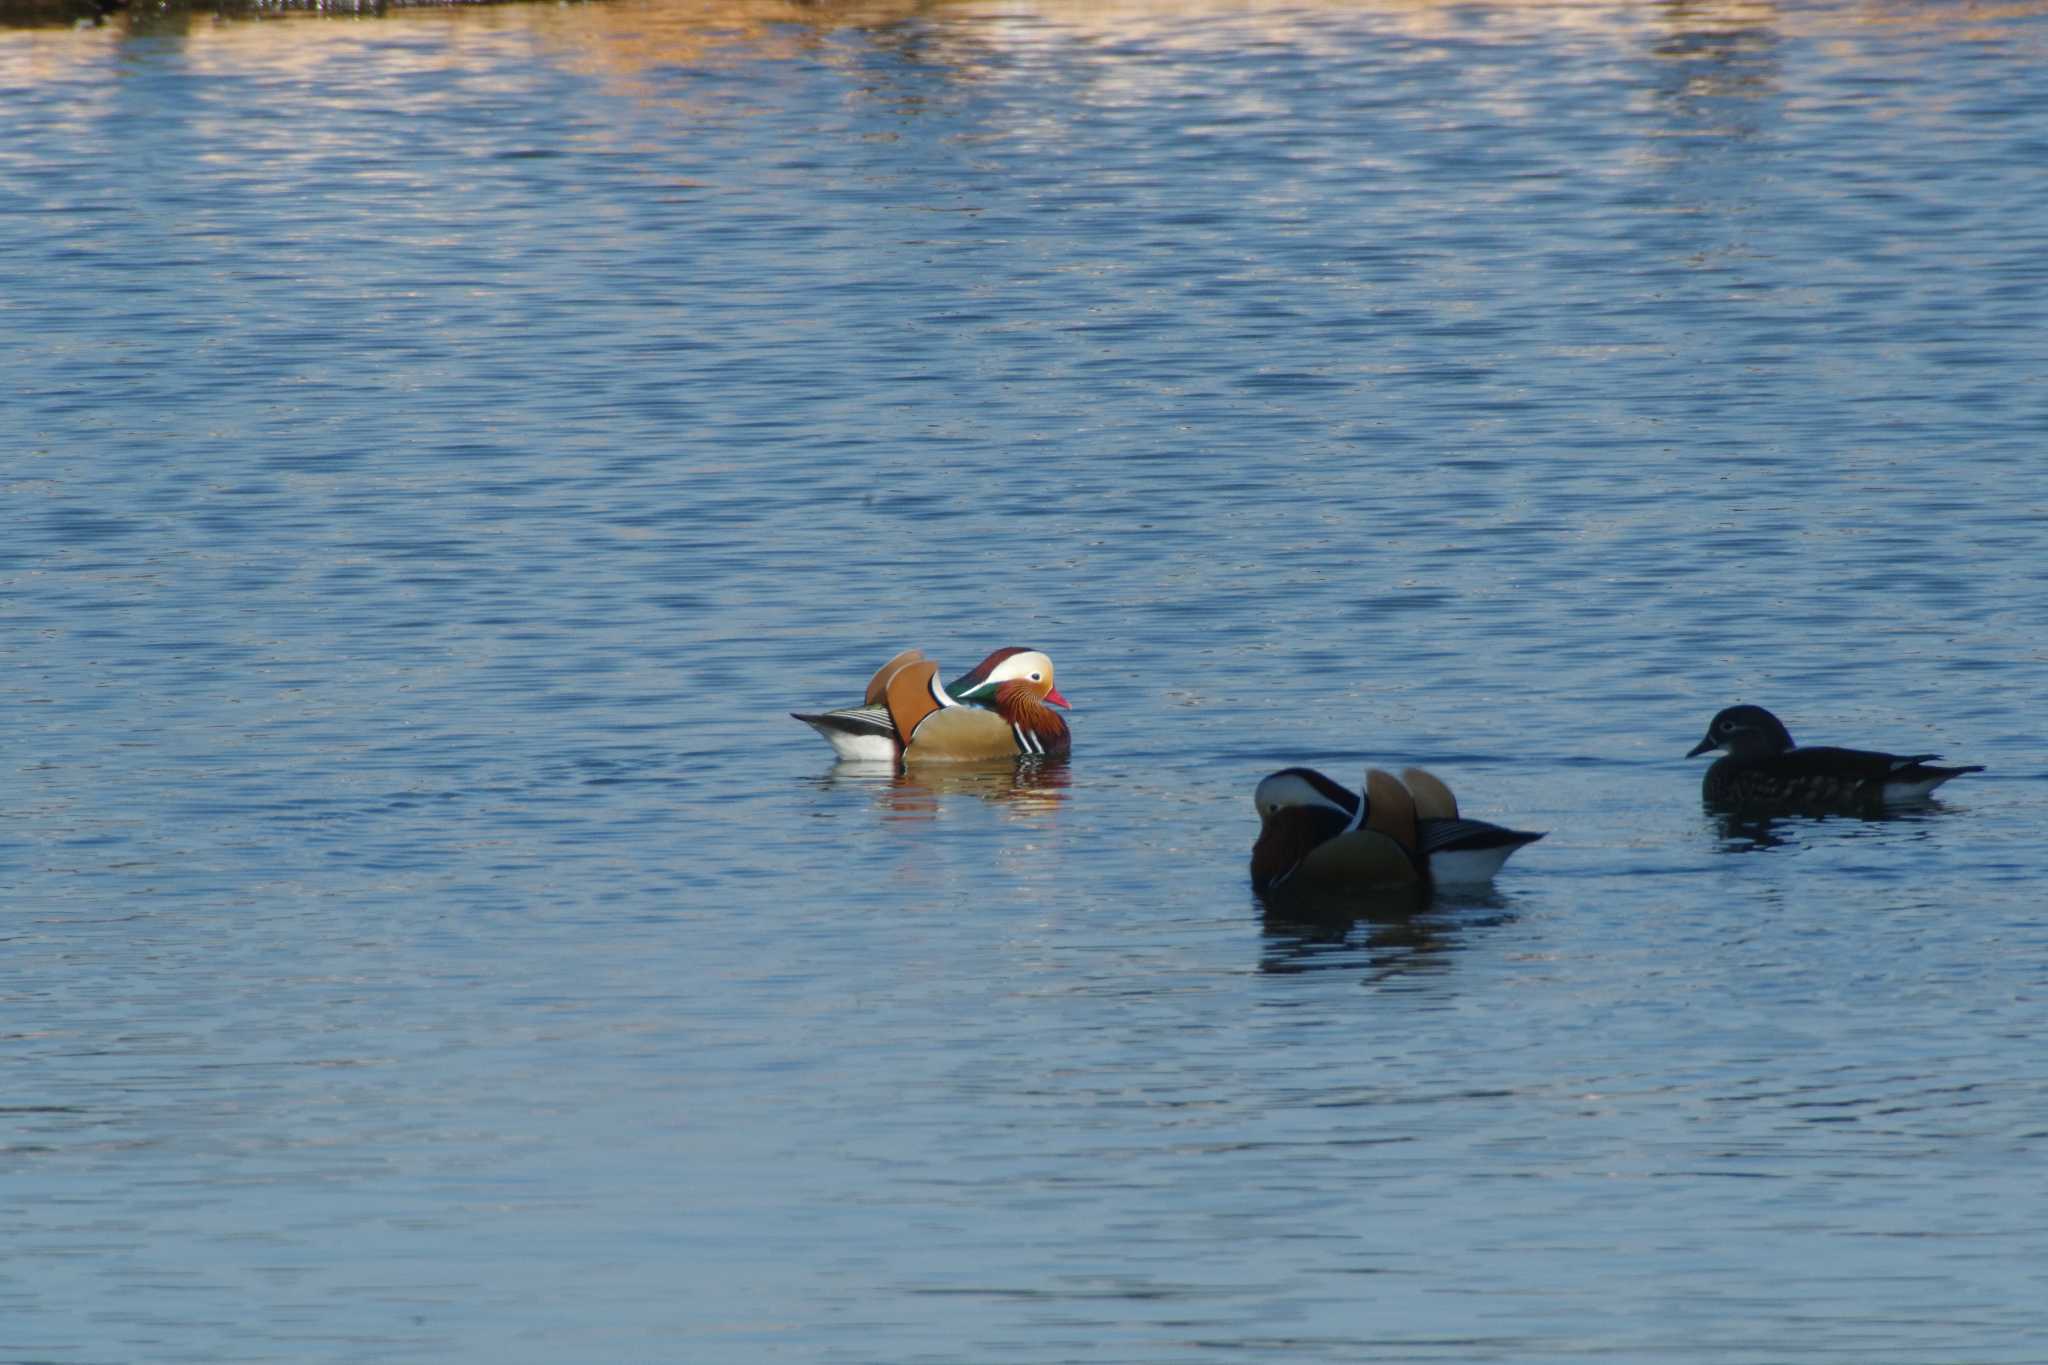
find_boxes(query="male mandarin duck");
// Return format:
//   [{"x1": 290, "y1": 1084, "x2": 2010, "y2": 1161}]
[
  {"x1": 793, "y1": 647, "x2": 1071, "y2": 764},
  {"x1": 1250, "y1": 765, "x2": 1543, "y2": 892},
  {"x1": 1687, "y1": 704, "x2": 1982, "y2": 808}
]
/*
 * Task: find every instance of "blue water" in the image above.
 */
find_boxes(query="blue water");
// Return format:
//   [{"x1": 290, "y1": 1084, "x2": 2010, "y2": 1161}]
[{"x1": 5, "y1": 0, "x2": 2048, "y2": 1359}]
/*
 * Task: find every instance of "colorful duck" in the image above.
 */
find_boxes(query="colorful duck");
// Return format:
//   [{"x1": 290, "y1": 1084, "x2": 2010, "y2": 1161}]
[
  {"x1": 793, "y1": 647, "x2": 1071, "y2": 764},
  {"x1": 1250, "y1": 765, "x2": 1543, "y2": 892},
  {"x1": 1686, "y1": 704, "x2": 1982, "y2": 808}
]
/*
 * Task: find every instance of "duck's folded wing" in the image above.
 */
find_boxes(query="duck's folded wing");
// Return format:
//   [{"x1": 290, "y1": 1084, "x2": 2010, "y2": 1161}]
[
  {"x1": 1399, "y1": 767, "x2": 1460, "y2": 821},
  {"x1": 1416, "y1": 817, "x2": 1544, "y2": 855},
  {"x1": 883, "y1": 660, "x2": 950, "y2": 740},
  {"x1": 1364, "y1": 768, "x2": 1419, "y2": 852},
  {"x1": 864, "y1": 649, "x2": 929, "y2": 706},
  {"x1": 1779, "y1": 746, "x2": 1908, "y2": 781}
]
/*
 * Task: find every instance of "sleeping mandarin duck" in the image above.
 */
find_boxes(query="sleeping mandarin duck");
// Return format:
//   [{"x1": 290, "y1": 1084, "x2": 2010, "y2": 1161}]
[
  {"x1": 1686, "y1": 704, "x2": 1982, "y2": 808},
  {"x1": 793, "y1": 647, "x2": 1071, "y2": 764},
  {"x1": 1250, "y1": 765, "x2": 1544, "y2": 892}
]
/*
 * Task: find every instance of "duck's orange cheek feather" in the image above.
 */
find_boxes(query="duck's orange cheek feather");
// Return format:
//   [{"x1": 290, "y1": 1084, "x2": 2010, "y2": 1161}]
[{"x1": 1250, "y1": 812, "x2": 1322, "y2": 890}]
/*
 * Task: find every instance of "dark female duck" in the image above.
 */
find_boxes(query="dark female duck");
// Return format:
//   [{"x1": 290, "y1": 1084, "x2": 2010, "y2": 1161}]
[
  {"x1": 1686, "y1": 704, "x2": 1982, "y2": 809},
  {"x1": 1250, "y1": 765, "x2": 1543, "y2": 892},
  {"x1": 794, "y1": 647, "x2": 1071, "y2": 764}
]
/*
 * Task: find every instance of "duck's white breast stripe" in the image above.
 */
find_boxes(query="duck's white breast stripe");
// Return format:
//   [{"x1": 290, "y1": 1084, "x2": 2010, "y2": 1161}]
[{"x1": 1342, "y1": 793, "x2": 1366, "y2": 834}]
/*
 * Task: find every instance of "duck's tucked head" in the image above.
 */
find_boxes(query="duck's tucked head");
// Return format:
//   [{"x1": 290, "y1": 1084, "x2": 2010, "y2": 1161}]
[
  {"x1": 1252, "y1": 767, "x2": 1361, "y2": 824},
  {"x1": 1688, "y1": 704, "x2": 1796, "y2": 759},
  {"x1": 950, "y1": 648, "x2": 1069, "y2": 710},
  {"x1": 1250, "y1": 767, "x2": 1361, "y2": 891}
]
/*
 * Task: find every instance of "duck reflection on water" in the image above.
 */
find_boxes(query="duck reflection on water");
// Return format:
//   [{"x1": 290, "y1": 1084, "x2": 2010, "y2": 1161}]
[
  {"x1": 1254, "y1": 881, "x2": 1516, "y2": 981},
  {"x1": 1708, "y1": 802, "x2": 1952, "y2": 857},
  {"x1": 816, "y1": 756, "x2": 1071, "y2": 821}
]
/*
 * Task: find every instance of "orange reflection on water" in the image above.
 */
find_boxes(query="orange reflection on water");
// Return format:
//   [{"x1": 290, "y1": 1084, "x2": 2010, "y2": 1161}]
[
  {"x1": 822, "y1": 758, "x2": 1071, "y2": 822},
  {"x1": 511, "y1": 0, "x2": 2048, "y2": 100},
  {"x1": 6, "y1": 0, "x2": 2045, "y2": 89}
]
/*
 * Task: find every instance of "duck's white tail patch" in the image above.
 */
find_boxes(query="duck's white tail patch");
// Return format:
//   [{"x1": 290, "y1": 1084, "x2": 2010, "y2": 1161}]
[
  {"x1": 1426, "y1": 845, "x2": 1522, "y2": 884},
  {"x1": 1880, "y1": 776, "x2": 1953, "y2": 804},
  {"x1": 820, "y1": 729, "x2": 900, "y2": 763}
]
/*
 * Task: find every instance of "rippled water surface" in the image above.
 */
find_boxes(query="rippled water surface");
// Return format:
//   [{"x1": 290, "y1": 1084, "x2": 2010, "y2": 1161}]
[{"x1": 6, "y1": 0, "x2": 2048, "y2": 1358}]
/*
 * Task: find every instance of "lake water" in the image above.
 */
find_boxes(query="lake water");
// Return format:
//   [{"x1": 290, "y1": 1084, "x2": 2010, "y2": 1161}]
[{"x1": 5, "y1": 0, "x2": 2048, "y2": 1358}]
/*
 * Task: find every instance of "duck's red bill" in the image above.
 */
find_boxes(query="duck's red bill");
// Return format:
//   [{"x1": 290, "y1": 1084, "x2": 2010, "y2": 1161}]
[{"x1": 1045, "y1": 688, "x2": 1071, "y2": 710}]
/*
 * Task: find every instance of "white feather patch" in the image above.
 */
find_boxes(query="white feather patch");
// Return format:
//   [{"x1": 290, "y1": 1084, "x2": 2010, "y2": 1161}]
[
  {"x1": 818, "y1": 729, "x2": 899, "y2": 763},
  {"x1": 1880, "y1": 777, "x2": 1949, "y2": 804},
  {"x1": 1426, "y1": 844, "x2": 1523, "y2": 884}
]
